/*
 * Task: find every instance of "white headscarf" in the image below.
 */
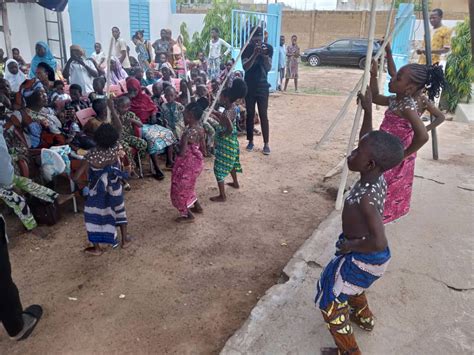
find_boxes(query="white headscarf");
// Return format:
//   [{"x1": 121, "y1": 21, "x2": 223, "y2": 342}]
[{"x1": 4, "y1": 59, "x2": 26, "y2": 93}]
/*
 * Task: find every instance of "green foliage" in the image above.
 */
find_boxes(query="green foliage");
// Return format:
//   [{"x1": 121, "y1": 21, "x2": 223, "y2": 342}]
[
  {"x1": 180, "y1": 0, "x2": 238, "y2": 59},
  {"x1": 444, "y1": 18, "x2": 473, "y2": 112}
]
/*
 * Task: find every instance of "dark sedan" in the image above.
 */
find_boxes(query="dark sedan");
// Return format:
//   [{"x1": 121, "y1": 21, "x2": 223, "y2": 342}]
[{"x1": 301, "y1": 38, "x2": 381, "y2": 69}]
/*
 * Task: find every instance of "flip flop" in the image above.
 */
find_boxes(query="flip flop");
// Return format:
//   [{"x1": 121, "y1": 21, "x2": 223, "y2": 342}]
[{"x1": 17, "y1": 305, "x2": 43, "y2": 341}]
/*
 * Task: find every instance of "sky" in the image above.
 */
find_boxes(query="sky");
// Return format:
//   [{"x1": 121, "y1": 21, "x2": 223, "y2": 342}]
[{"x1": 253, "y1": 0, "x2": 338, "y2": 11}]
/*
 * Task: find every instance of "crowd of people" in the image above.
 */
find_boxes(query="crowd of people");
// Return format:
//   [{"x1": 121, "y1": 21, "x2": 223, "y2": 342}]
[{"x1": 0, "y1": 9, "x2": 451, "y2": 350}]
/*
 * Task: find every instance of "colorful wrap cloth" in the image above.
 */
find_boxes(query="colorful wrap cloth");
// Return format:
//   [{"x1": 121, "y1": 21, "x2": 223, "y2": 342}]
[
  {"x1": 315, "y1": 234, "x2": 391, "y2": 310},
  {"x1": 84, "y1": 163, "x2": 128, "y2": 245}
]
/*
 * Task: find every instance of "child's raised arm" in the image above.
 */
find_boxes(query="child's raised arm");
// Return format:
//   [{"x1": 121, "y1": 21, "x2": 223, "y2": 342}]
[
  {"x1": 370, "y1": 60, "x2": 390, "y2": 106},
  {"x1": 108, "y1": 98, "x2": 123, "y2": 134},
  {"x1": 385, "y1": 42, "x2": 397, "y2": 78},
  {"x1": 358, "y1": 86, "x2": 373, "y2": 139}
]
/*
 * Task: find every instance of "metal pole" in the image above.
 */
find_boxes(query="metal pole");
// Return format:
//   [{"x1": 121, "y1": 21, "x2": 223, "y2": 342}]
[
  {"x1": 335, "y1": 0, "x2": 377, "y2": 210},
  {"x1": 58, "y1": 11, "x2": 68, "y2": 67},
  {"x1": 422, "y1": 0, "x2": 438, "y2": 160}
]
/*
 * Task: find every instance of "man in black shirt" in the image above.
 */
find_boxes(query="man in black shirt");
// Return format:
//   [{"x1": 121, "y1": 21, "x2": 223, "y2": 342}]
[{"x1": 242, "y1": 27, "x2": 273, "y2": 155}]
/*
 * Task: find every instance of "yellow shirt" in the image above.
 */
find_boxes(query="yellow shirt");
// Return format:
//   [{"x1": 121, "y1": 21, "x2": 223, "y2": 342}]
[{"x1": 419, "y1": 25, "x2": 452, "y2": 64}]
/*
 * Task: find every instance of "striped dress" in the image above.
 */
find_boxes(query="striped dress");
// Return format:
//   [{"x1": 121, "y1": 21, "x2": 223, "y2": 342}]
[
  {"x1": 84, "y1": 146, "x2": 128, "y2": 245},
  {"x1": 214, "y1": 104, "x2": 242, "y2": 182}
]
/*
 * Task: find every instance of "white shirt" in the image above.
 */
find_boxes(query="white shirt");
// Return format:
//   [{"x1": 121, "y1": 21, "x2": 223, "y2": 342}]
[
  {"x1": 69, "y1": 59, "x2": 96, "y2": 94},
  {"x1": 208, "y1": 38, "x2": 232, "y2": 59},
  {"x1": 91, "y1": 51, "x2": 106, "y2": 68},
  {"x1": 114, "y1": 37, "x2": 131, "y2": 69}
]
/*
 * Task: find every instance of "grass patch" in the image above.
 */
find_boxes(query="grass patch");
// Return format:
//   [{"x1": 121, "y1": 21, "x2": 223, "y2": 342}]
[{"x1": 300, "y1": 87, "x2": 344, "y2": 96}]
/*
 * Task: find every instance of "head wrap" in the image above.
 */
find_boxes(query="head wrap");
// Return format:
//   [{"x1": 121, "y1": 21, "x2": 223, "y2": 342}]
[
  {"x1": 110, "y1": 57, "x2": 128, "y2": 85},
  {"x1": 4, "y1": 59, "x2": 26, "y2": 93},
  {"x1": 126, "y1": 77, "x2": 157, "y2": 123},
  {"x1": 30, "y1": 41, "x2": 57, "y2": 78}
]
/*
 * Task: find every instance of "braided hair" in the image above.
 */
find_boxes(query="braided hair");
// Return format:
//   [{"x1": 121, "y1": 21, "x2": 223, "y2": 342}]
[
  {"x1": 221, "y1": 78, "x2": 248, "y2": 103},
  {"x1": 404, "y1": 63, "x2": 446, "y2": 100}
]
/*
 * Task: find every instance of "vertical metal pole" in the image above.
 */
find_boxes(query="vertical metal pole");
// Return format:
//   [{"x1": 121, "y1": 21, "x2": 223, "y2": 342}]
[
  {"x1": 1, "y1": 2, "x2": 12, "y2": 57},
  {"x1": 58, "y1": 11, "x2": 68, "y2": 67},
  {"x1": 422, "y1": 0, "x2": 438, "y2": 160}
]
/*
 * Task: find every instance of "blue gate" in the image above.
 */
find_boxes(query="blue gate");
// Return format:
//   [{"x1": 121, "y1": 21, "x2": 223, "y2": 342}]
[
  {"x1": 384, "y1": 3, "x2": 416, "y2": 95},
  {"x1": 231, "y1": 4, "x2": 282, "y2": 91}
]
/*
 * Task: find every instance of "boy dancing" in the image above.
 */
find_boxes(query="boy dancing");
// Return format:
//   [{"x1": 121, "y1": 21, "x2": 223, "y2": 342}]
[{"x1": 315, "y1": 90, "x2": 405, "y2": 355}]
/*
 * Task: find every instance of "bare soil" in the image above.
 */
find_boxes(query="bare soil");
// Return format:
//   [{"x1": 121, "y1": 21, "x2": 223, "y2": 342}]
[{"x1": 0, "y1": 66, "x2": 363, "y2": 354}]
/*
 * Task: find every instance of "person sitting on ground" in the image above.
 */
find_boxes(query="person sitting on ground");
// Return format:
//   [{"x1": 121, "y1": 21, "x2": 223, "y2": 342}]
[
  {"x1": 91, "y1": 42, "x2": 106, "y2": 70},
  {"x1": 209, "y1": 78, "x2": 247, "y2": 202},
  {"x1": 143, "y1": 69, "x2": 158, "y2": 86},
  {"x1": 161, "y1": 85, "x2": 185, "y2": 141},
  {"x1": 132, "y1": 67, "x2": 147, "y2": 87},
  {"x1": 160, "y1": 66, "x2": 174, "y2": 85},
  {"x1": 50, "y1": 80, "x2": 71, "y2": 106},
  {"x1": 170, "y1": 102, "x2": 206, "y2": 223},
  {"x1": 12, "y1": 48, "x2": 26, "y2": 69},
  {"x1": 73, "y1": 123, "x2": 132, "y2": 256},
  {"x1": 4, "y1": 59, "x2": 26, "y2": 93},
  {"x1": 88, "y1": 77, "x2": 107, "y2": 102},
  {"x1": 177, "y1": 79, "x2": 192, "y2": 106},
  {"x1": 151, "y1": 82, "x2": 164, "y2": 113},
  {"x1": 63, "y1": 45, "x2": 99, "y2": 95},
  {"x1": 65, "y1": 84, "x2": 90, "y2": 112},
  {"x1": 315, "y1": 127, "x2": 404, "y2": 355}
]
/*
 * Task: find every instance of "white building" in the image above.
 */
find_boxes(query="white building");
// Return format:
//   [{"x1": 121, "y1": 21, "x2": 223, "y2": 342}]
[{"x1": 0, "y1": 0, "x2": 205, "y2": 63}]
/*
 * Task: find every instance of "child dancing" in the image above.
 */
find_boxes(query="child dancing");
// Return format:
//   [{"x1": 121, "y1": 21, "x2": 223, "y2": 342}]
[
  {"x1": 316, "y1": 95, "x2": 405, "y2": 354},
  {"x1": 366, "y1": 57, "x2": 445, "y2": 223},
  {"x1": 73, "y1": 123, "x2": 132, "y2": 255},
  {"x1": 210, "y1": 78, "x2": 247, "y2": 202},
  {"x1": 170, "y1": 102, "x2": 206, "y2": 223}
]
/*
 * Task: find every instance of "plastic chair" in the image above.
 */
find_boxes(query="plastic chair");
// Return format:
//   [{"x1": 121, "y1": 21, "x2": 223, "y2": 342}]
[
  {"x1": 76, "y1": 107, "x2": 96, "y2": 128},
  {"x1": 119, "y1": 80, "x2": 128, "y2": 93}
]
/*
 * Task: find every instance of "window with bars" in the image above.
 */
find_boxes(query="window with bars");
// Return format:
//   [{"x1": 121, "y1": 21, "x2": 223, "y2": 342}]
[{"x1": 129, "y1": 0, "x2": 150, "y2": 40}]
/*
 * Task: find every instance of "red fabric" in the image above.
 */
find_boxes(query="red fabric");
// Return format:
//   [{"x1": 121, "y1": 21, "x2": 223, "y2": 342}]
[{"x1": 126, "y1": 77, "x2": 157, "y2": 124}]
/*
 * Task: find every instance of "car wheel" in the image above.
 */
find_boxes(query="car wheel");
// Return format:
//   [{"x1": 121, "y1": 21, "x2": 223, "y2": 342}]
[
  {"x1": 358, "y1": 57, "x2": 366, "y2": 69},
  {"x1": 308, "y1": 55, "x2": 320, "y2": 67}
]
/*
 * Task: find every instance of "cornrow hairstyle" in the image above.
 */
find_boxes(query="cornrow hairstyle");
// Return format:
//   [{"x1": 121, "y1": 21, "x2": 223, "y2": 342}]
[
  {"x1": 221, "y1": 78, "x2": 247, "y2": 103},
  {"x1": 405, "y1": 63, "x2": 446, "y2": 100}
]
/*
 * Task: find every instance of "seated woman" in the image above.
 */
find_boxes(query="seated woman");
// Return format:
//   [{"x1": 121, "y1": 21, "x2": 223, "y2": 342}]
[
  {"x1": 12, "y1": 80, "x2": 65, "y2": 149},
  {"x1": 125, "y1": 78, "x2": 176, "y2": 177},
  {"x1": 4, "y1": 59, "x2": 26, "y2": 93},
  {"x1": 110, "y1": 57, "x2": 128, "y2": 86}
]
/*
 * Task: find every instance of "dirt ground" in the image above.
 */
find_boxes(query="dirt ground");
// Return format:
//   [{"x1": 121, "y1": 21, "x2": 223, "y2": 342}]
[{"x1": 0, "y1": 66, "x2": 365, "y2": 354}]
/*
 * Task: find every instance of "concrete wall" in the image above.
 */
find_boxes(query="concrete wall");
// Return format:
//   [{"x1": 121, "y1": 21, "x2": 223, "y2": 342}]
[{"x1": 281, "y1": 9, "x2": 468, "y2": 50}]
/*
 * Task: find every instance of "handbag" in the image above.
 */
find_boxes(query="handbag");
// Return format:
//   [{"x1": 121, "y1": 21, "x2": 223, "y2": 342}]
[{"x1": 27, "y1": 197, "x2": 60, "y2": 226}]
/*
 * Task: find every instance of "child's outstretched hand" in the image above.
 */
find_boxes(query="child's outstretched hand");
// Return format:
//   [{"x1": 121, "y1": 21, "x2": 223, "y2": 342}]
[{"x1": 357, "y1": 86, "x2": 372, "y2": 112}]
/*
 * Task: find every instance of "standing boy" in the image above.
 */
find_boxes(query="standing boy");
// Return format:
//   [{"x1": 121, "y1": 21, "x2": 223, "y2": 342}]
[{"x1": 315, "y1": 91, "x2": 405, "y2": 355}]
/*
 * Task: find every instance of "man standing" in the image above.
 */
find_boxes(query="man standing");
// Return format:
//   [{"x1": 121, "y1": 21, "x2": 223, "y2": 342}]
[
  {"x1": 112, "y1": 26, "x2": 131, "y2": 70},
  {"x1": 242, "y1": 27, "x2": 273, "y2": 155},
  {"x1": 417, "y1": 8, "x2": 452, "y2": 66},
  {"x1": 0, "y1": 128, "x2": 43, "y2": 341},
  {"x1": 278, "y1": 35, "x2": 286, "y2": 91},
  {"x1": 63, "y1": 45, "x2": 99, "y2": 94}
]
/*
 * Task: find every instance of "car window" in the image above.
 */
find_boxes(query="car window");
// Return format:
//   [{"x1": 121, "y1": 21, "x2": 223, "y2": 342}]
[
  {"x1": 329, "y1": 40, "x2": 351, "y2": 50},
  {"x1": 353, "y1": 40, "x2": 368, "y2": 48}
]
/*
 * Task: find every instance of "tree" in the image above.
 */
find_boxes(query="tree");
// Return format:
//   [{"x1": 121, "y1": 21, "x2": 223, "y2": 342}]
[
  {"x1": 444, "y1": 18, "x2": 473, "y2": 112},
  {"x1": 180, "y1": 0, "x2": 238, "y2": 59}
]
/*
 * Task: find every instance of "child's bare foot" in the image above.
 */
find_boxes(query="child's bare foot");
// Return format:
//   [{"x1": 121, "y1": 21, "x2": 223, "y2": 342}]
[
  {"x1": 84, "y1": 246, "x2": 103, "y2": 256},
  {"x1": 226, "y1": 182, "x2": 239, "y2": 189},
  {"x1": 175, "y1": 214, "x2": 195, "y2": 223},
  {"x1": 121, "y1": 235, "x2": 134, "y2": 249},
  {"x1": 190, "y1": 202, "x2": 203, "y2": 214},
  {"x1": 210, "y1": 195, "x2": 226, "y2": 202},
  {"x1": 56, "y1": 193, "x2": 74, "y2": 205},
  {"x1": 320, "y1": 348, "x2": 339, "y2": 355}
]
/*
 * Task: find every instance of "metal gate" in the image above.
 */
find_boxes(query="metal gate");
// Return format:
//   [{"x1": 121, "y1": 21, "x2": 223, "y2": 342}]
[
  {"x1": 383, "y1": 3, "x2": 416, "y2": 95},
  {"x1": 231, "y1": 4, "x2": 282, "y2": 91}
]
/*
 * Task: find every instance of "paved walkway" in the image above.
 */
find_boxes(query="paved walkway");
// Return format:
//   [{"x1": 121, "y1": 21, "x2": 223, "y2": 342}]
[{"x1": 221, "y1": 122, "x2": 474, "y2": 355}]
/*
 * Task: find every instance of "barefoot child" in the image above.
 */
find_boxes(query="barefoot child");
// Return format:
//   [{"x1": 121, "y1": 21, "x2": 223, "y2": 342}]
[
  {"x1": 73, "y1": 123, "x2": 132, "y2": 255},
  {"x1": 210, "y1": 78, "x2": 247, "y2": 202},
  {"x1": 170, "y1": 102, "x2": 206, "y2": 222},
  {"x1": 315, "y1": 127, "x2": 405, "y2": 355},
  {"x1": 366, "y1": 58, "x2": 445, "y2": 223}
]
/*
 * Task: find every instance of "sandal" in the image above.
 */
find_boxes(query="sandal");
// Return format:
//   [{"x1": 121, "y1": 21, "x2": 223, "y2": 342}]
[{"x1": 16, "y1": 305, "x2": 43, "y2": 341}]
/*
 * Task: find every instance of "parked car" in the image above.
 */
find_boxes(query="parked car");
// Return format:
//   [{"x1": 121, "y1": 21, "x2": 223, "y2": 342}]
[{"x1": 301, "y1": 38, "x2": 381, "y2": 69}]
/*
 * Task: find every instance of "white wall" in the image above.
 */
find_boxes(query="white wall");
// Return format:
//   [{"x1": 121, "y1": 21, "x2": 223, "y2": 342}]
[{"x1": 0, "y1": 0, "x2": 206, "y2": 63}]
